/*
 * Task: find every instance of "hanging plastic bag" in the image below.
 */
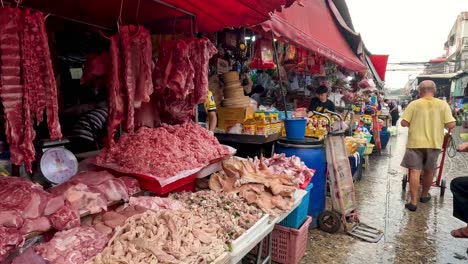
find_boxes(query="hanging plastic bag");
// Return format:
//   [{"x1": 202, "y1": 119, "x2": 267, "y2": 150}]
[{"x1": 250, "y1": 38, "x2": 275, "y2": 69}]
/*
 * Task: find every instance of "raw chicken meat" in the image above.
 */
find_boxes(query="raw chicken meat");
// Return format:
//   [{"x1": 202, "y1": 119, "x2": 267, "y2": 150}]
[
  {"x1": 97, "y1": 122, "x2": 230, "y2": 177},
  {"x1": 88, "y1": 210, "x2": 226, "y2": 264},
  {"x1": 35, "y1": 226, "x2": 108, "y2": 264},
  {"x1": 209, "y1": 157, "x2": 297, "y2": 215},
  {"x1": 129, "y1": 196, "x2": 184, "y2": 211}
]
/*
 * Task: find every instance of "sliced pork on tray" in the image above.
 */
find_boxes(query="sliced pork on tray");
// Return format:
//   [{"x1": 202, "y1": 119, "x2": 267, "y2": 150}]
[{"x1": 47, "y1": 171, "x2": 141, "y2": 214}]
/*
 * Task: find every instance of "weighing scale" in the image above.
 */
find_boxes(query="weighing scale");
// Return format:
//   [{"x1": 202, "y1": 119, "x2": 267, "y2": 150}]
[{"x1": 38, "y1": 139, "x2": 78, "y2": 185}]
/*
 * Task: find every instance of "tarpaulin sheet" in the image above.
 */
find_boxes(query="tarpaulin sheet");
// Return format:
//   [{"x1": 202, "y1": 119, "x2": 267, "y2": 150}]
[
  {"x1": 21, "y1": 0, "x2": 295, "y2": 33},
  {"x1": 259, "y1": 0, "x2": 367, "y2": 73},
  {"x1": 369, "y1": 55, "x2": 389, "y2": 81}
]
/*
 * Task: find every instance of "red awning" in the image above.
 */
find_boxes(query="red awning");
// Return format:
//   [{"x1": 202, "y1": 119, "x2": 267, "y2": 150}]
[
  {"x1": 19, "y1": 0, "x2": 295, "y2": 33},
  {"x1": 369, "y1": 55, "x2": 389, "y2": 81},
  {"x1": 259, "y1": 0, "x2": 367, "y2": 73}
]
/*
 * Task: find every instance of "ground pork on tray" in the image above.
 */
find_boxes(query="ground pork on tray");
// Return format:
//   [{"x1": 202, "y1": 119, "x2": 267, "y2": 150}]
[
  {"x1": 96, "y1": 122, "x2": 230, "y2": 177},
  {"x1": 87, "y1": 210, "x2": 226, "y2": 264}
]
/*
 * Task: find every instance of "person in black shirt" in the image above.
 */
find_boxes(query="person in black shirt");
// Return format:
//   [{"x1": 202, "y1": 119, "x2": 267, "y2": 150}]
[{"x1": 308, "y1": 85, "x2": 335, "y2": 113}]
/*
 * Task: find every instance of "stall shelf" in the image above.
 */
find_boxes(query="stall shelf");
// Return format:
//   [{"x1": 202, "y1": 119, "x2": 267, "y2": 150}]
[{"x1": 215, "y1": 133, "x2": 280, "y2": 158}]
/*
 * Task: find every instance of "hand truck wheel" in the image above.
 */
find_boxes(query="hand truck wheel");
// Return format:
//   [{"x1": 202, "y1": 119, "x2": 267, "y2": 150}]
[
  {"x1": 402, "y1": 174, "x2": 408, "y2": 190},
  {"x1": 318, "y1": 210, "x2": 341, "y2": 234},
  {"x1": 440, "y1": 179, "x2": 446, "y2": 197}
]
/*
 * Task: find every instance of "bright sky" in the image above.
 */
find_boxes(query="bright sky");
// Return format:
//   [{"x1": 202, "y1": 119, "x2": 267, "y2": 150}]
[{"x1": 347, "y1": 0, "x2": 468, "y2": 90}]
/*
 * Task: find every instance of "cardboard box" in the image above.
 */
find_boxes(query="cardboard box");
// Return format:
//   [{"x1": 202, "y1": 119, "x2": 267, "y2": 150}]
[{"x1": 217, "y1": 106, "x2": 254, "y2": 130}]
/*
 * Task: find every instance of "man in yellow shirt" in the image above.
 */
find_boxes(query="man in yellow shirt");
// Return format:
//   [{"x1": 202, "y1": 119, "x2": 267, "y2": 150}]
[{"x1": 400, "y1": 80, "x2": 456, "y2": 211}]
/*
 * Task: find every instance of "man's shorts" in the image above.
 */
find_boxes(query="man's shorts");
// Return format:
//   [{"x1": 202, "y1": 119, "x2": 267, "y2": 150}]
[{"x1": 400, "y1": 148, "x2": 441, "y2": 171}]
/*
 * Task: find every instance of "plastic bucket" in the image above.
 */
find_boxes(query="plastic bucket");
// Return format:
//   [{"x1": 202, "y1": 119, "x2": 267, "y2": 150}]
[{"x1": 284, "y1": 118, "x2": 307, "y2": 140}]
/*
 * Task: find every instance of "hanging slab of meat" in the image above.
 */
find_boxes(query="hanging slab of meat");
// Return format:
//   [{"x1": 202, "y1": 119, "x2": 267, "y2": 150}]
[
  {"x1": 106, "y1": 34, "x2": 125, "y2": 147},
  {"x1": 35, "y1": 11, "x2": 61, "y2": 139},
  {"x1": 152, "y1": 37, "x2": 217, "y2": 124},
  {"x1": 35, "y1": 226, "x2": 108, "y2": 264},
  {"x1": 18, "y1": 10, "x2": 36, "y2": 172},
  {"x1": 0, "y1": 8, "x2": 25, "y2": 166},
  {"x1": 187, "y1": 38, "x2": 218, "y2": 105},
  {"x1": 119, "y1": 26, "x2": 135, "y2": 132},
  {"x1": 96, "y1": 122, "x2": 230, "y2": 177}
]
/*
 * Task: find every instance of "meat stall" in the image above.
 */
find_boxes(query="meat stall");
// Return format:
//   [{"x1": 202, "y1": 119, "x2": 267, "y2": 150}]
[{"x1": 0, "y1": 0, "x2": 319, "y2": 263}]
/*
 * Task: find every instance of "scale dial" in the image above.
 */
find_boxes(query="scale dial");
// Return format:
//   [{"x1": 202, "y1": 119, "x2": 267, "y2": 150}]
[{"x1": 40, "y1": 147, "x2": 78, "y2": 184}]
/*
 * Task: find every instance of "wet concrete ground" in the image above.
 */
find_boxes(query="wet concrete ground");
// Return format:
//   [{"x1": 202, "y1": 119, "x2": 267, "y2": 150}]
[{"x1": 302, "y1": 126, "x2": 468, "y2": 264}]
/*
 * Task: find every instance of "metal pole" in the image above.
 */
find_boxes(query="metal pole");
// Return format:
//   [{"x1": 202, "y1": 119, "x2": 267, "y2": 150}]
[{"x1": 270, "y1": 31, "x2": 288, "y2": 119}]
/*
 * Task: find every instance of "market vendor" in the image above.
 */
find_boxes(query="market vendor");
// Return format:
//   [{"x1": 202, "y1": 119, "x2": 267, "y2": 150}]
[
  {"x1": 308, "y1": 85, "x2": 335, "y2": 113},
  {"x1": 197, "y1": 90, "x2": 217, "y2": 132}
]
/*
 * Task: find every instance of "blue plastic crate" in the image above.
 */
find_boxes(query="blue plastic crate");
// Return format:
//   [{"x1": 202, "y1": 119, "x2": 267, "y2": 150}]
[{"x1": 279, "y1": 183, "x2": 313, "y2": 229}]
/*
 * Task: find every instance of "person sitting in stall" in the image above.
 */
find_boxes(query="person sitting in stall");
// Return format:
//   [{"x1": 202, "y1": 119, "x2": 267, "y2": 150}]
[
  {"x1": 248, "y1": 85, "x2": 265, "y2": 104},
  {"x1": 197, "y1": 90, "x2": 217, "y2": 132},
  {"x1": 308, "y1": 85, "x2": 335, "y2": 113}
]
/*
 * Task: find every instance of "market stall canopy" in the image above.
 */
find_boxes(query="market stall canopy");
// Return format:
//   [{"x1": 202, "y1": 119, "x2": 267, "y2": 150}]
[
  {"x1": 258, "y1": 0, "x2": 367, "y2": 73},
  {"x1": 16, "y1": 0, "x2": 296, "y2": 33},
  {"x1": 369, "y1": 55, "x2": 389, "y2": 81}
]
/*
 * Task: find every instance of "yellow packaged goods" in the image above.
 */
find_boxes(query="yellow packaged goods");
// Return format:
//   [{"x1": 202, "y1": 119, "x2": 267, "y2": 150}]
[
  {"x1": 217, "y1": 106, "x2": 254, "y2": 130},
  {"x1": 243, "y1": 114, "x2": 257, "y2": 135},
  {"x1": 255, "y1": 113, "x2": 270, "y2": 135}
]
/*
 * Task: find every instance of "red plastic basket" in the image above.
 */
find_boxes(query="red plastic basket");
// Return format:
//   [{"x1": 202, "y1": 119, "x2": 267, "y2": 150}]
[{"x1": 268, "y1": 216, "x2": 312, "y2": 264}]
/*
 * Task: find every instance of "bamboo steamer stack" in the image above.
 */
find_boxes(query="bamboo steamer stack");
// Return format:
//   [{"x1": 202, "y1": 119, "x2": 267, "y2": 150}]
[{"x1": 222, "y1": 71, "x2": 250, "y2": 108}]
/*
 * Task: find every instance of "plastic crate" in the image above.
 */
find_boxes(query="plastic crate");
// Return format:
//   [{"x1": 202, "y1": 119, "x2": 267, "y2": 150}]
[
  {"x1": 279, "y1": 183, "x2": 313, "y2": 229},
  {"x1": 270, "y1": 216, "x2": 312, "y2": 264}
]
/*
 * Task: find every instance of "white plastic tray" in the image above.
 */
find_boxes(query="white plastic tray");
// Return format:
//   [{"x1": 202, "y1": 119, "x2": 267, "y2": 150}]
[
  {"x1": 230, "y1": 214, "x2": 269, "y2": 251},
  {"x1": 230, "y1": 215, "x2": 274, "y2": 264}
]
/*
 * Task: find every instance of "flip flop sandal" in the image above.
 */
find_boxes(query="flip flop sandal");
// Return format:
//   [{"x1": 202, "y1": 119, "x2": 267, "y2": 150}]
[
  {"x1": 451, "y1": 227, "x2": 468, "y2": 238},
  {"x1": 405, "y1": 203, "x2": 417, "y2": 211},
  {"x1": 420, "y1": 193, "x2": 431, "y2": 203}
]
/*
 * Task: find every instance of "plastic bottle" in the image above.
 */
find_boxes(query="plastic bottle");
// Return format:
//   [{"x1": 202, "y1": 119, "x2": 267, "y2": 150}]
[
  {"x1": 255, "y1": 113, "x2": 270, "y2": 135},
  {"x1": 243, "y1": 114, "x2": 257, "y2": 135}
]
